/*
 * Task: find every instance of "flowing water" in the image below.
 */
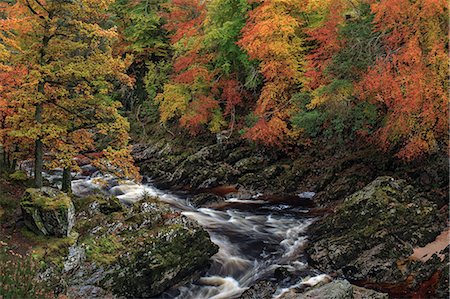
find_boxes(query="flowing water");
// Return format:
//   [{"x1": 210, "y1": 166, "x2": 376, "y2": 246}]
[{"x1": 41, "y1": 168, "x2": 320, "y2": 299}]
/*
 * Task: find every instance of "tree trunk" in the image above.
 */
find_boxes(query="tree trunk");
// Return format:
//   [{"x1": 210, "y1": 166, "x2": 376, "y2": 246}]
[
  {"x1": 2, "y1": 150, "x2": 6, "y2": 168},
  {"x1": 62, "y1": 167, "x2": 72, "y2": 193},
  {"x1": 11, "y1": 145, "x2": 18, "y2": 171},
  {"x1": 34, "y1": 101, "x2": 44, "y2": 188}
]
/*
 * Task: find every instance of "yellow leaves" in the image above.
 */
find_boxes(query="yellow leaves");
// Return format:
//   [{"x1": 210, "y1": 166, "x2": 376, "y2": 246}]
[
  {"x1": 307, "y1": 80, "x2": 353, "y2": 110},
  {"x1": 95, "y1": 146, "x2": 141, "y2": 182},
  {"x1": 238, "y1": 0, "x2": 307, "y2": 144},
  {"x1": 0, "y1": 0, "x2": 137, "y2": 178},
  {"x1": 208, "y1": 109, "x2": 226, "y2": 133},
  {"x1": 155, "y1": 83, "x2": 190, "y2": 123}
]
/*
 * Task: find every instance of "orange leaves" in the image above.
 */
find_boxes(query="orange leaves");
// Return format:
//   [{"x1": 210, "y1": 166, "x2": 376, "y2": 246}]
[
  {"x1": 371, "y1": 0, "x2": 446, "y2": 47},
  {"x1": 219, "y1": 78, "x2": 242, "y2": 114},
  {"x1": 0, "y1": 0, "x2": 139, "y2": 181},
  {"x1": 355, "y1": 0, "x2": 449, "y2": 160},
  {"x1": 243, "y1": 116, "x2": 289, "y2": 146},
  {"x1": 304, "y1": 0, "x2": 345, "y2": 89},
  {"x1": 238, "y1": 0, "x2": 305, "y2": 145},
  {"x1": 162, "y1": 0, "x2": 206, "y2": 43},
  {"x1": 179, "y1": 96, "x2": 219, "y2": 133},
  {"x1": 95, "y1": 146, "x2": 141, "y2": 182}
]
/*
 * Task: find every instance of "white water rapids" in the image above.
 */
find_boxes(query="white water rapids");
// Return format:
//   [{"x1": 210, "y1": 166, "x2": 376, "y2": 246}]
[{"x1": 41, "y1": 168, "x2": 319, "y2": 299}]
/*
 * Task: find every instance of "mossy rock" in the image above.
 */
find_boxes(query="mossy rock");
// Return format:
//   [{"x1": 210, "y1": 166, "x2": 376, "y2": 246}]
[
  {"x1": 307, "y1": 176, "x2": 445, "y2": 287},
  {"x1": 104, "y1": 223, "x2": 219, "y2": 298},
  {"x1": 9, "y1": 170, "x2": 28, "y2": 181},
  {"x1": 71, "y1": 196, "x2": 217, "y2": 298},
  {"x1": 21, "y1": 187, "x2": 75, "y2": 237}
]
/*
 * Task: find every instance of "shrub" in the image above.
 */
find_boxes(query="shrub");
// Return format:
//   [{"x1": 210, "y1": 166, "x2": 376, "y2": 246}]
[{"x1": 0, "y1": 245, "x2": 53, "y2": 299}]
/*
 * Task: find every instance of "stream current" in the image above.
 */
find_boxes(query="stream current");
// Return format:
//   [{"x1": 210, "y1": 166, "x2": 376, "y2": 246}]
[{"x1": 43, "y1": 168, "x2": 319, "y2": 299}]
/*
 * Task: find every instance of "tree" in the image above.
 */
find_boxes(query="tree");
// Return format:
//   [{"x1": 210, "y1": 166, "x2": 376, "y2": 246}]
[
  {"x1": 156, "y1": 0, "x2": 221, "y2": 134},
  {"x1": 0, "y1": 0, "x2": 140, "y2": 190},
  {"x1": 0, "y1": 47, "x2": 28, "y2": 170},
  {"x1": 300, "y1": 1, "x2": 383, "y2": 141},
  {"x1": 357, "y1": 0, "x2": 448, "y2": 160},
  {"x1": 238, "y1": 0, "x2": 306, "y2": 146}
]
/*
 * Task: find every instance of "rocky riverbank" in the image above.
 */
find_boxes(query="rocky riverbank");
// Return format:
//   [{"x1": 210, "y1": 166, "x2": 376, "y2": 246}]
[
  {"x1": 307, "y1": 176, "x2": 449, "y2": 298},
  {"x1": 132, "y1": 134, "x2": 448, "y2": 209},
  {"x1": 132, "y1": 134, "x2": 449, "y2": 298},
  {"x1": 20, "y1": 188, "x2": 218, "y2": 298}
]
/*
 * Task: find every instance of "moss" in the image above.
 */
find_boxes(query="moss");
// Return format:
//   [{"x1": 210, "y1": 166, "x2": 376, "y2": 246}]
[
  {"x1": 22, "y1": 188, "x2": 72, "y2": 211},
  {"x1": 83, "y1": 235, "x2": 125, "y2": 265},
  {"x1": 73, "y1": 194, "x2": 123, "y2": 214},
  {"x1": 22, "y1": 228, "x2": 78, "y2": 270},
  {"x1": 8, "y1": 170, "x2": 28, "y2": 182}
]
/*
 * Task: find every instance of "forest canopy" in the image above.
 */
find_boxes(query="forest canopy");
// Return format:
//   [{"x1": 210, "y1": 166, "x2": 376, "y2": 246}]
[{"x1": 0, "y1": 0, "x2": 448, "y2": 187}]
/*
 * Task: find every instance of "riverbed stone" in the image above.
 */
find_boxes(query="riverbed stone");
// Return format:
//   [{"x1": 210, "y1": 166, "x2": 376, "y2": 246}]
[
  {"x1": 300, "y1": 279, "x2": 353, "y2": 299},
  {"x1": 239, "y1": 280, "x2": 277, "y2": 299},
  {"x1": 20, "y1": 187, "x2": 75, "y2": 237},
  {"x1": 306, "y1": 176, "x2": 445, "y2": 293},
  {"x1": 190, "y1": 193, "x2": 225, "y2": 207},
  {"x1": 352, "y1": 285, "x2": 388, "y2": 299},
  {"x1": 36, "y1": 194, "x2": 218, "y2": 298}
]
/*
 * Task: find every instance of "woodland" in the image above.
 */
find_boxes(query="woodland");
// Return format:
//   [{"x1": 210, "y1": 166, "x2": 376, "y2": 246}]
[{"x1": 0, "y1": 0, "x2": 448, "y2": 299}]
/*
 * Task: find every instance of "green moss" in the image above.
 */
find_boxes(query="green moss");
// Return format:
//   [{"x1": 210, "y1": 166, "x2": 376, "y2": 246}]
[
  {"x1": 22, "y1": 188, "x2": 72, "y2": 211},
  {"x1": 84, "y1": 235, "x2": 125, "y2": 265},
  {"x1": 22, "y1": 228, "x2": 78, "y2": 270},
  {"x1": 73, "y1": 194, "x2": 123, "y2": 214},
  {"x1": 8, "y1": 170, "x2": 28, "y2": 182}
]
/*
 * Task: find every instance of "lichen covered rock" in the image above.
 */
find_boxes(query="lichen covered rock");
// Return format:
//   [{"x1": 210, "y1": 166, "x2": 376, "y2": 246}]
[
  {"x1": 21, "y1": 187, "x2": 75, "y2": 237},
  {"x1": 296, "y1": 279, "x2": 353, "y2": 299},
  {"x1": 38, "y1": 194, "x2": 218, "y2": 298},
  {"x1": 306, "y1": 176, "x2": 446, "y2": 295}
]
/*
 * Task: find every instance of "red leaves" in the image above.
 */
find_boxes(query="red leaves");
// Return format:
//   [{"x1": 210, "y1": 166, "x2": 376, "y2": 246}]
[
  {"x1": 356, "y1": 1, "x2": 448, "y2": 160},
  {"x1": 218, "y1": 78, "x2": 242, "y2": 114},
  {"x1": 179, "y1": 96, "x2": 219, "y2": 133},
  {"x1": 162, "y1": 0, "x2": 206, "y2": 43},
  {"x1": 305, "y1": 0, "x2": 345, "y2": 89},
  {"x1": 243, "y1": 116, "x2": 289, "y2": 146}
]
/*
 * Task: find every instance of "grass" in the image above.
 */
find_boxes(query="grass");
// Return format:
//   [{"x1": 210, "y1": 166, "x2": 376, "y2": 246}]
[{"x1": 0, "y1": 245, "x2": 54, "y2": 299}]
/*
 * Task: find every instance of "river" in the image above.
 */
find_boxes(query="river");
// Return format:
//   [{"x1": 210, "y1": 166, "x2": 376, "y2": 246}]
[{"x1": 42, "y1": 168, "x2": 321, "y2": 299}]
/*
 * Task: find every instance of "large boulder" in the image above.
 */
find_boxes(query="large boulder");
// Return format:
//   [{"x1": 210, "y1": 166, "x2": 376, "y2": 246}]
[
  {"x1": 296, "y1": 279, "x2": 353, "y2": 299},
  {"x1": 21, "y1": 187, "x2": 75, "y2": 237},
  {"x1": 306, "y1": 177, "x2": 446, "y2": 295},
  {"x1": 37, "y1": 195, "x2": 218, "y2": 298},
  {"x1": 277, "y1": 280, "x2": 388, "y2": 299}
]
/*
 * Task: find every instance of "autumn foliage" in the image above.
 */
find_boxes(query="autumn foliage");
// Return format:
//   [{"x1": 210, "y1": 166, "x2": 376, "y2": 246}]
[
  {"x1": 0, "y1": 0, "x2": 447, "y2": 177},
  {"x1": 357, "y1": 0, "x2": 448, "y2": 160},
  {"x1": 141, "y1": 0, "x2": 448, "y2": 159},
  {"x1": 0, "y1": 0, "x2": 140, "y2": 186}
]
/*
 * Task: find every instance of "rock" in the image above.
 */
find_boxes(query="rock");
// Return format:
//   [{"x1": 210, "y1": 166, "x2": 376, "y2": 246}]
[
  {"x1": 234, "y1": 156, "x2": 265, "y2": 173},
  {"x1": 190, "y1": 193, "x2": 225, "y2": 207},
  {"x1": 21, "y1": 187, "x2": 75, "y2": 237},
  {"x1": 67, "y1": 285, "x2": 115, "y2": 298},
  {"x1": 278, "y1": 280, "x2": 353, "y2": 299},
  {"x1": 107, "y1": 220, "x2": 218, "y2": 298},
  {"x1": 87, "y1": 195, "x2": 123, "y2": 214},
  {"x1": 301, "y1": 279, "x2": 353, "y2": 299},
  {"x1": 239, "y1": 280, "x2": 277, "y2": 299},
  {"x1": 40, "y1": 195, "x2": 218, "y2": 298},
  {"x1": 307, "y1": 177, "x2": 445, "y2": 290},
  {"x1": 63, "y1": 245, "x2": 86, "y2": 273},
  {"x1": 9, "y1": 170, "x2": 28, "y2": 181},
  {"x1": 352, "y1": 285, "x2": 388, "y2": 299}
]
